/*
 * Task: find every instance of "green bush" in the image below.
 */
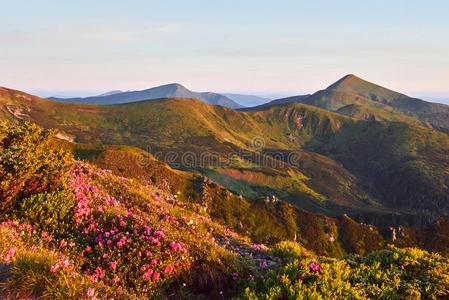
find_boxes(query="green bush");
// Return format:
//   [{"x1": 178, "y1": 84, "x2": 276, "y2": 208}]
[
  {"x1": 241, "y1": 246, "x2": 449, "y2": 299},
  {"x1": 0, "y1": 121, "x2": 73, "y2": 211},
  {"x1": 18, "y1": 191, "x2": 76, "y2": 238},
  {"x1": 271, "y1": 241, "x2": 311, "y2": 261}
]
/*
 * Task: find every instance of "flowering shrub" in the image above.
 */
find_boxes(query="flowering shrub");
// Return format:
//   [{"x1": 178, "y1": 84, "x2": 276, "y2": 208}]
[{"x1": 241, "y1": 246, "x2": 449, "y2": 299}]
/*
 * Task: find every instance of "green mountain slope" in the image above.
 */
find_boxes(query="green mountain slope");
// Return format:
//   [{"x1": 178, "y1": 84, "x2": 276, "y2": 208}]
[
  {"x1": 262, "y1": 75, "x2": 449, "y2": 131},
  {"x1": 309, "y1": 121, "x2": 449, "y2": 213},
  {"x1": 1, "y1": 86, "x2": 449, "y2": 225}
]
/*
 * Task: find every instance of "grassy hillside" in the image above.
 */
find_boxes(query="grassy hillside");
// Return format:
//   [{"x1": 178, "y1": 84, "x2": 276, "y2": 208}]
[
  {"x1": 1, "y1": 121, "x2": 448, "y2": 299},
  {"x1": 309, "y1": 121, "x2": 449, "y2": 214}
]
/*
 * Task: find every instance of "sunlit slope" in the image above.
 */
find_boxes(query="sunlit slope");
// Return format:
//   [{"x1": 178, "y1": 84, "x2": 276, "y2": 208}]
[{"x1": 2, "y1": 86, "x2": 449, "y2": 221}]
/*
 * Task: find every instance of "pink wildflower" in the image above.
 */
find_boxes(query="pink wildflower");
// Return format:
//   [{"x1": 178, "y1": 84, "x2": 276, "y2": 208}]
[
  {"x1": 152, "y1": 271, "x2": 160, "y2": 281},
  {"x1": 309, "y1": 262, "x2": 322, "y2": 273},
  {"x1": 87, "y1": 287, "x2": 95, "y2": 297},
  {"x1": 149, "y1": 237, "x2": 160, "y2": 246},
  {"x1": 142, "y1": 268, "x2": 154, "y2": 280},
  {"x1": 164, "y1": 265, "x2": 174, "y2": 274},
  {"x1": 92, "y1": 267, "x2": 105, "y2": 281},
  {"x1": 85, "y1": 245, "x2": 92, "y2": 252},
  {"x1": 153, "y1": 230, "x2": 165, "y2": 238},
  {"x1": 109, "y1": 261, "x2": 118, "y2": 271},
  {"x1": 60, "y1": 259, "x2": 70, "y2": 268},
  {"x1": 169, "y1": 241, "x2": 187, "y2": 253},
  {"x1": 42, "y1": 231, "x2": 53, "y2": 242},
  {"x1": 50, "y1": 263, "x2": 60, "y2": 273},
  {"x1": 4, "y1": 247, "x2": 15, "y2": 262}
]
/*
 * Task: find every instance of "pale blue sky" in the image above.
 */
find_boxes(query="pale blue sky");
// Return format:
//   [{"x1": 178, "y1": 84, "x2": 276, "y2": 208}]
[{"x1": 1, "y1": 0, "x2": 448, "y2": 102}]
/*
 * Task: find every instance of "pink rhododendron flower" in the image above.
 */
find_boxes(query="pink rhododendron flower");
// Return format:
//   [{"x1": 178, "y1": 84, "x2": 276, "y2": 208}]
[
  {"x1": 153, "y1": 230, "x2": 165, "y2": 238},
  {"x1": 152, "y1": 271, "x2": 160, "y2": 281},
  {"x1": 149, "y1": 237, "x2": 160, "y2": 246},
  {"x1": 142, "y1": 268, "x2": 154, "y2": 280},
  {"x1": 42, "y1": 231, "x2": 53, "y2": 242},
  {"x1": 169, "y1": 242, "x2": 187, "y2": 253},
  {"x1": 117, "y1": 237, "x2": 127, "y2": 247},
  {"x1": 309, "y1": 262, "x2": 322, "y2": 273},
  {"x1": 109, "y1": 261, "x2": 118, "y2": 270},
  {"x1": 87, "y1": 287, "x2": 95, "y2": 297},
  {"x1": 4, "y1": 247, "x2": 15, "y2": 262},
  {"x1": 92, "y1": 267, "x2": 105, "y2": 281},
  {"x1": 60, "y1": 259, "x2": 70, "y2": 268},
  {"x1": 50, "y1": 263, "x2": 60, "y2": 273},
  {"x1": 164, "y1": 265, "x2": 174, "y2": 274}
]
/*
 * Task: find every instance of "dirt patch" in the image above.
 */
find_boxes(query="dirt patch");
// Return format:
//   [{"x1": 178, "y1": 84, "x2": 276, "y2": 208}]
[
  {"x1": 55, "y1": 131, "x2": 75, "y2": 142},
  {"x1": 6, "y1": 105, "x2": 30, "y2": 119}
]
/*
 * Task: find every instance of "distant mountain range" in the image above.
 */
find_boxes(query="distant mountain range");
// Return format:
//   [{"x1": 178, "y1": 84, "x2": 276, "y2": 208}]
[
  {"x1": 221, "y1": 93, "x2": 272, "y2": 106},
  {"x1": 49, "y1": 83, "x2": 244, "y2": 109}
]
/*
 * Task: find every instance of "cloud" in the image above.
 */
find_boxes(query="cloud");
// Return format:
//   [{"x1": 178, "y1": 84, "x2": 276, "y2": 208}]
[{"x1": 0, "y1": 22, "x2": 192, "y2": 45}]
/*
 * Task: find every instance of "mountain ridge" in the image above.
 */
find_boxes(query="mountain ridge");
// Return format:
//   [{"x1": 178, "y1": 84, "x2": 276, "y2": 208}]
[
  {"x1": 252, "y1": 74, "x2": 449, "y2": 131},
  {"x1": 49, "y1": 83, "x2": 244, "y2": 109}
]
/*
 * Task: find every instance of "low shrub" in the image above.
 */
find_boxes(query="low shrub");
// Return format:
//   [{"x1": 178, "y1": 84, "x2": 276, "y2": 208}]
[
  {"x1": 18, "y1": 191, "x2": 77, "y2": 238},
  {"x1": 240, "y1": 246, "x2": 449, "y2": 299},
  {"x1": 271, "y1": 241, "x2": 312, "y2": 261}
]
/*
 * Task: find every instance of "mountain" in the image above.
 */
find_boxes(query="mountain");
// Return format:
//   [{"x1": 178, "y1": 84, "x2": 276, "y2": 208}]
[
  {"x1": 96, "y1": 90, "x2": 124, "y2": 97},
  {"x1": 241, "y1": 94, "x2": 311, "y2": 111},
  {"x1": 1, "y1": 85, "x2": 449, "y2": 227},
  {"x1": 49, "y1": 83, "x2": 244, "y2": 109},
  {"x1": 269, "y1": 74, "x2": 449, "y2": 131},
  {"x1": 221, "y1": 93, "x2": 271, "y2": 106}
]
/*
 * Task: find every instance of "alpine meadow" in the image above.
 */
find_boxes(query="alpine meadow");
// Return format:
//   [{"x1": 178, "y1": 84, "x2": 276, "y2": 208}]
[{"x1": 1, "y1": 1, "x2": 449, "y2": 299}]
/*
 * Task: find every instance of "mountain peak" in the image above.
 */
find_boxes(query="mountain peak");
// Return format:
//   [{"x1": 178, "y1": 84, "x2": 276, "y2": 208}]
[
  {"x1": 97, "y1": 90, "x2": 123, "y2": 97},
  {"x1": 160, "y1": 83, "x2": 187, "y2": 90},
  {"x1": 328, "y1": 74, "x2": 366, "y2": 90}
]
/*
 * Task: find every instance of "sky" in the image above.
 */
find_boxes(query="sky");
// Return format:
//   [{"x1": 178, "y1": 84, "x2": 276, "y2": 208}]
[{"x1": 1, "y1": 0, "x2": 448, "y2": 103}]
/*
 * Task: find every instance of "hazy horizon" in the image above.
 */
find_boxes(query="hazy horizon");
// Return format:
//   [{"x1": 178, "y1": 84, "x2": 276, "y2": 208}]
[{"x1": 24, "y1": 79, "x2": 449, "y2": 106}]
